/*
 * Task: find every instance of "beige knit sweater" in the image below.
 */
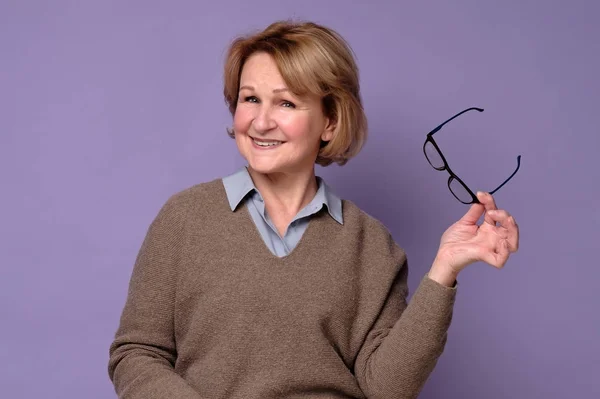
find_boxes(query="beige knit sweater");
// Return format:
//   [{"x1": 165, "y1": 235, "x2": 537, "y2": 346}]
[{"x1": 108, "y1": 179, "x2": 457, "y2": 399}]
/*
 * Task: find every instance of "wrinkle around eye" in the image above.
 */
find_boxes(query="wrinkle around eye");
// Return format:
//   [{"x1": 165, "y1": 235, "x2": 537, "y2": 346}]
[{"x1": 240, "y1": 95, "x2": 259, "y2": 103}]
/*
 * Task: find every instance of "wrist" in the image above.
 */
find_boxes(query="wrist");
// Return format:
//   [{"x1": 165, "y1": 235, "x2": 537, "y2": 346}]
[{"x1": 429, "y1": 256, "x2": 459, "y2": 287}]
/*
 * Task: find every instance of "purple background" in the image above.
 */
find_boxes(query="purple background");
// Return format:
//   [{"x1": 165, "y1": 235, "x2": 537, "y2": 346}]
[{"x1": 1, "y1": 1, "x2": 598, "y2": 398}]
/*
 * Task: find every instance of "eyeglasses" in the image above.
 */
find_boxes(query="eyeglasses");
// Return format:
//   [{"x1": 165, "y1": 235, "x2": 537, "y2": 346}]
[{"x1": 424, "y1": 107, "x2": 521, "y2": 204}]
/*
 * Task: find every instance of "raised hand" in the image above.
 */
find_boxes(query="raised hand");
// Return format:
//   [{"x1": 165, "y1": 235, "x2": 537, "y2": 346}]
[{"x1": 428, "y1": 192, "x2": 520, "y2": 286}]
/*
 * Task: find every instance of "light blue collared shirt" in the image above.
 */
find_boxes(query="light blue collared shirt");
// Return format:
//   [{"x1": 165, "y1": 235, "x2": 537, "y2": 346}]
[{"x1": 222, "y1": 167, "x2": 343, "y2": 257}]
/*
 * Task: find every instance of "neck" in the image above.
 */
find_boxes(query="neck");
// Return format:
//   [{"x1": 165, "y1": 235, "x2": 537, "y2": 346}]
[{"x1": 246, "y1": 166, "x2": 318, "y2": 218}]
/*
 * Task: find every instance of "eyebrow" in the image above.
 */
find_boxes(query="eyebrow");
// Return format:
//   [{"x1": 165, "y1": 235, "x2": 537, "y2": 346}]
[{"x1": 239, "y1": 85, "x2": 289, "y2": 93}]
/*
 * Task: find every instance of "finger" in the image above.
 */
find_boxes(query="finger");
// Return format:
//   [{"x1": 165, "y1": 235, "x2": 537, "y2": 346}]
[
  {"x1": 486, "y1": 209, "x2": 512, "y2": 226},
  {"x1": 487, "y1": 210, "x2": 519, "y2": 252},
  {"x1": 477, "y1": 191, "x2": 498, "y2": 209},
  {"x1": 460, "y1": 203, "x2": 485, "y2": 225},
  {"x1": 477, "y1": 192, "x2": 498, "y2": 226},
  {"x1": 495, "y1": 240, "x2": 511, "y2": 267},
  {"x1": 480, "y1": 241, "x2": 510, "y2": 269},
  {"x1": 479, "y1": 248, "x2": 504, "y2": 269},
  {"x1": 507, "y1": 216, "x2": 519, "y2": 252}
]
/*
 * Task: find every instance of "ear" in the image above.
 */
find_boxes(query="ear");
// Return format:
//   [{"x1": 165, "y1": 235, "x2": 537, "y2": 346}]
[{"x1": 321, "y1": 117, "x2": 336, "y2": 142}]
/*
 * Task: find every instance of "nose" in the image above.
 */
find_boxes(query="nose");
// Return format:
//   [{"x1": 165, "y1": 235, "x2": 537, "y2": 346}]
[{"x1": 252, "y1": 104, "x2": 277, "y2": 133}]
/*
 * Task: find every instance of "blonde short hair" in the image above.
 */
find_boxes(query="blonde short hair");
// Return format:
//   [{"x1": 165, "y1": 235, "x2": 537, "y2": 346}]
[{"x1": 223, "y1": 20, "x2": 367, "y2": 166}]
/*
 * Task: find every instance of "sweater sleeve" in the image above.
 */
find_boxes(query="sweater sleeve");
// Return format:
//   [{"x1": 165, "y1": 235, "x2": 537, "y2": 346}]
[
  {"x1": 108, "y1": 196, "x2": 203, "y2": 399},
  {"x1": 354, "y1": 254, "x2": 457, "y2": 399}
]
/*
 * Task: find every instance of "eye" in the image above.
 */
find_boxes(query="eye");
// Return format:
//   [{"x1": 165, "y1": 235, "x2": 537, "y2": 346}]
[
  {"x1": 281, "y1": 100, "x2": 296, "y2": 108},
  {"x1": 243, "y1": 96, "x2": 259, "y2": 103}
]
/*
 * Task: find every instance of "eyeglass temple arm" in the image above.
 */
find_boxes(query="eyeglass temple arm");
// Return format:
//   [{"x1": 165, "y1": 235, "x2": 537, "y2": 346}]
[
  {"x1": 489, "y1": 155, "x2": 522, "y2": 195},
  {"x1": 428, "y1": 107, "x2": 484, "y2": 136}
]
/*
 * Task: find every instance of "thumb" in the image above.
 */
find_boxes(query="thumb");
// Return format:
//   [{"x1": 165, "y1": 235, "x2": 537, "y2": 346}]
[{"x1": 459, "y1": 203, "x2": 485, "y2": 225}]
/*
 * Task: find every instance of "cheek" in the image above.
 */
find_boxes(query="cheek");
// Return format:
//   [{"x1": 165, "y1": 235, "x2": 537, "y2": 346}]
[
  {"x1": 233, "y1": 107, "x2": 252, "y2": 133},
  {"x1": 278, "y1": 114, "x2": 313, "y2": 140}
]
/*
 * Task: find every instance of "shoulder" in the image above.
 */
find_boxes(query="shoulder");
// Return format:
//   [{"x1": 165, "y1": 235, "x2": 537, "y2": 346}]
[
  {"x1": 341, "y1": 199, "x2": 406, "y2": 260},
  {"x1": 341, "y1": 199, "x2": 394, "y2": 237},
  {"x1": 167, "y1": 178, "x2": 225, "y2": 207},
  {"x1": 153, "y1": 178, "x2": 227, "y2": 224}
]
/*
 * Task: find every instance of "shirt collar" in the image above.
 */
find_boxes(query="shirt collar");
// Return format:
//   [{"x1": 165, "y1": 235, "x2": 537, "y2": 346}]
[
  {"x1": 222, "y1": 166, "x2": 343, "y2": 224},
  {"x1": 222, "y1": 167, "x2": 256, "y2": 211}
]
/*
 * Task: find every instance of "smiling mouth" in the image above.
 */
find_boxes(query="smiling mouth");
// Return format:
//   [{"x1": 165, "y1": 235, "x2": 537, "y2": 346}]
[{"x1": 251, "y1": 137, "x2": 284, "y2": 148}]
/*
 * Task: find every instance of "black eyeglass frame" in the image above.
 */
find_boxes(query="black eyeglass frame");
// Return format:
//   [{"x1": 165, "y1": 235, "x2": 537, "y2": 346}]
[{"x1": 424, "y1": 107, "x2": 521, "y2": 204}]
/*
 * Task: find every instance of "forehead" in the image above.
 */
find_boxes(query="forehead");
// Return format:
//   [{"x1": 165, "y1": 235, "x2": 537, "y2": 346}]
[{"x1": 239, "y1": 52, "x2": 286, "y2": 86}]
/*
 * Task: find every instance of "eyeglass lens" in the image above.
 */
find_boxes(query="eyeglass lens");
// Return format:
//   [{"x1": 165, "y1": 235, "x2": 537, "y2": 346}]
[
  {"x1": 448, "y1": 178, "x2": 472, "y2": 203},
  {"x1": 424, "y1": 141, "x2": 444, "y2": 170}
]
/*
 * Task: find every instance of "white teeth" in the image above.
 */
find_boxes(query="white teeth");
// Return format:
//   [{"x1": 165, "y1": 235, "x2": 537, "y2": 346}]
[{"x1": 253, "y1": 139, "x2": 282, "y2": 147}]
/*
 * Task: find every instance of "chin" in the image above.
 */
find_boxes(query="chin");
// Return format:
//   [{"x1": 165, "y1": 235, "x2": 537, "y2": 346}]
[
  {"x1": 237, "y1": 141, "x2": 316, "y2": 176},
  {"x1": 246, "y1": 159, "x2": 287, "y2": 175}
]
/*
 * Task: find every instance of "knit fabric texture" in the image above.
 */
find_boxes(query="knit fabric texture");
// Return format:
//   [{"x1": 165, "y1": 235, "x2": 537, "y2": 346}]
[{"x1": 108, "y1": 179, "x2": 457, "y2": 399}]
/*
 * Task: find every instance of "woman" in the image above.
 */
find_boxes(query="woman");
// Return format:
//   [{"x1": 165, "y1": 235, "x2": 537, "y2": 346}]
[{"x1": 108, "y1": 21, "x2": 519, "y2": 399}]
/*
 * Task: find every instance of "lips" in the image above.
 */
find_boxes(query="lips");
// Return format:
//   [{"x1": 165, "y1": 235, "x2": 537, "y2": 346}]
[
  {"x1": 249, "y1": 135, "x2": 285, "y2": 143},
  {"x1": 252, "y1": 138, "x2": 283, "y2": 148},
  {"x1": 249, "y1": 135, "x2": 285, "y2": 149}
]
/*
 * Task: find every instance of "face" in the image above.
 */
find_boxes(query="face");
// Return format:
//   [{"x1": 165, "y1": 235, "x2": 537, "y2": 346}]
[{"x1": 233, "y1": 52, "x2": 334, "y2": 176}]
